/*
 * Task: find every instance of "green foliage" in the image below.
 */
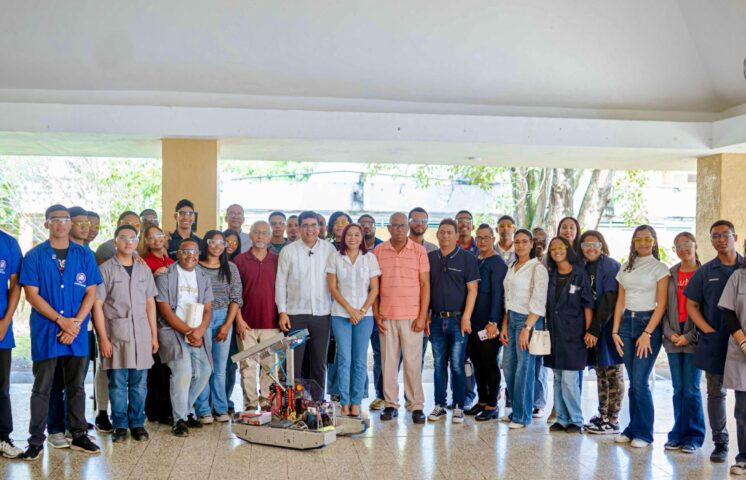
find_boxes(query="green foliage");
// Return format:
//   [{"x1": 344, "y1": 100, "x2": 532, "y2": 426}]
[{"x1": 613, "y1": 170, "x2": 649, "y2": 227}]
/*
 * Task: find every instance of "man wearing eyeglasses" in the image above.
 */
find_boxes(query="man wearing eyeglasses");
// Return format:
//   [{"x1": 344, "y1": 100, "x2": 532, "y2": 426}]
[
  {"x1": 225, "y1": 204, "x2": 252, "y2": 253},
  {"x1": 19, "y1": 204, "x2": 103, "y2": 460},
  {"x1": 155, "y1": 238, "x2": 214, "y2": 437},
  {"x1": 426, "y1": 218, "x2": 479, "y2": 424},
  {"x1": 268, "y1": 211, "x2": 289, "y2": 254},
  {"x1": 532, "y1": 227, "x2": 547, "y2": 262},
  {"x1": 455, "y1": 210, "x2": 479, "y2": 257},
  {"x1": 496, "y1": 215, "x2": 517, "y2": 264},
  {"x1": 407, "y1": 207, "x2": 438, "y2": 254},
  {"x1": 92, "y1": 225, "x2": 158, "y2": 442},
  {"x1": 358, "y1": 214, "x2": 383, "y2": 251},
  {"x1": 168, "y1": 199, "x2": 202, "y2": 261},
  {"x1": 232, "y1": 221, "x2": 280, "y2": 410},
  {"x1": 684, "y1": 219, "x2": 744, "y2": 463},
  {"x1": 95, "y1": 211, "x2": 142, "y2": 266},
  {"x1": 139, "y1": 209, "x2": 160, "y2": 232},
  {"x1": 374, "y1": 212, "x2": 430, "y2": 424},
  {"x1": 276, "y1": 211, "x2": 335, "y2": 401}
]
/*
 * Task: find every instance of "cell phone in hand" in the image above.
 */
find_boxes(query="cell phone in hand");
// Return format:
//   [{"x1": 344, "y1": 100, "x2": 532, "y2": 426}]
[{"x1": 478, "y1": 329, "x2": 488, "y2": 341}]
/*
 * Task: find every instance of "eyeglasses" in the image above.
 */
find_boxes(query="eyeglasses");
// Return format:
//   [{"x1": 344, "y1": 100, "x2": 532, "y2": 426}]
[
  {"x1": 48, "y1": 217, "x2": 71, "y2": 224},
  {"x1": 455, "y1": 217, "x2": 473, "y2": 224},
  {"x1": 359, "y1": 220, "x2": 375, "y2": 227},
  {"x1": 711, "y1": 232, "x2": 734, "y2": 241},
  {"x1": 300, "y1": 223, "x2": 318, "y2": 229},
  {"x1": 116, "y1": 236, "x2": 139, "y2": 244},
  {"x1": 389, "y1": 223, "x2": 407, "y2": 230},
  {"x1": 251, "y1": 231, "x2": 270, "y2": 237},
  {"x1": 71, "y1": 221, "x2": 92, "y2": 227},
  {"x1": 475, "y1": 235, "x2": 493, "y2": 242},
  {"x1": 177, "y1": 210, "x2": 196, "y2": 217},
  {"x1": 581, "y1": 242, "x2": 602, "y2": 250},
  {"x1": 549, "y1": 245, "x2": 567, "y2": 252},
  {"x1": 121, "y1": 220, "x2": 142, "y2": 229},
  {"x1": 177, "y1": 249, "x2": 199, "y2": 256},
  {"x1": 270, "y1": 221, "x2": 286, "y2": 227},
  {"x1": 226, "y1": 212, "x2": 243, "y2": 218},
  {"x1": 497, "y1": 222, "x2": 515, "y2": 229},
  {"x1": 633, "y1": 237, "x2": 654, "y2": 245},
  {"x1": 207, "y1": 239, "x2": 226, "y2": 247},
  {"x1": 147, "y1": 233, "x2": 166, "y2": 241},
  {"x1": 409, "y1": 218, "x2": 428, "y2": 225},
  {"x1": 333, "y1": 220, "x2": 349, "y2": 228},
  {"x1": 673, "y1": 241, "x2": 695, "y2": 252},
  {"x1": 225, "y1": 239, "x2": 239, "y2": 247}
]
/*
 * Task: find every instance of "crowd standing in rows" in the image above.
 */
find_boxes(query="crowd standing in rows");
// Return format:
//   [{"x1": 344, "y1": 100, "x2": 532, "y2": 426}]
[{"x1": 1, "y1": 201, "x2": 746, "y2": 474}]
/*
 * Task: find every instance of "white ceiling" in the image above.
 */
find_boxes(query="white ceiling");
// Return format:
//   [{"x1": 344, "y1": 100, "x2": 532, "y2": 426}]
[{"x1": 1, "y1": 0, "x2": 745, "y2": 113}]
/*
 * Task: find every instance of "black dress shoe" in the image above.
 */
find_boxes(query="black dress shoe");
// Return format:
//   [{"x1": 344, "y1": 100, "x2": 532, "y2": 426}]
[
  {"x1": 186, "y1": 415, "x2": 203, "y2": 429},
  {"x1": 465, "y1": 404, "x2": 485, "y2": 416},
  {"x1": 95, "y1": 412, "x2": 113, "y2": 433},
  {"x1": 111, "y1": 428, "x2": 128, "y2": 442},
  {"x1": 710, "y1": 443, "x2": 728, "y2": 463},
  {"x1": 380, "y1": 407, "x2": 398, "y2": 421},
  {"x1": 172, "y1": 420, "x2": 189, "y2": 437},
  {"x1": 475, "y1": 409, "x2": 499, "y2": 421},
  {"x1": 130, "y1": 427, "x2": 149, "y2": 442},
  {"x1": 412, "y1": 410, "x2": 426, "y2": 424},
  {"x1": 565, "y1": 424, "x2": 583, "y2": 434},
  {"x1": 549, "y1": 422, "x2": 566, "y2": 432}
]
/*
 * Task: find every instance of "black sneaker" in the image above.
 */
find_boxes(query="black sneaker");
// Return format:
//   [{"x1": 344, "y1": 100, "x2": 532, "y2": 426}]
[
  {"x1": 70, "y1": 435, "x2": 101, "y2": 454},
  {"x1": 565, "y1": 424, "x2": 583, "y2": 434},
  {"x1": 172, "y1": 420, "x2": 189, "y2": 437},
  {"x1": 22, "y1": 444, "x2": 44, "y2": 461},
  {"x1": 86, "y1": 422, "x2": 94, "y2": 430},
  {"x1": 549, "y1": 422, "x2": 566, "y2": 432},
  {"x1": 111, "y1": 428, "x2": 128, "y2": 443},
  {"x1": 586, "y1": 419, "x2": 620, "y2": 435},
  {"x1": 95, "y1": 412, "x2": 113, "y2": 433},
  {"x1": 412, "y1": 410, "x2": 426, "y2": 424},
  {"x1": 381, "y1": 407, "x2": 398, "y2": 421},
  {"x1": 465, "y1": 404, "x2": 485, "y2": 416},
  {"x1": 131, "y1": 427, "x2": 149, "y2": 442},
  {"x1": 585, "y1": 415, "x2": 602, "y2": 429},
  {"x1": 711, "y1": 443, "x2": 728, "y2": 463},
  {"x1": 186, "y1": 415, "x2": 203, "y2": 429}
]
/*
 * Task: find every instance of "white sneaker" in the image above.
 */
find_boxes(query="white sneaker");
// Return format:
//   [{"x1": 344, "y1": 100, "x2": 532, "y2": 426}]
[
  {"x1": 615, "y1": 434, "x2": 632, "y2": 444},
  {"x1": 508, "y1": 422, "x2": 526, "y2": 430},
  {"x1": 214, "y1": 413, "x2": 230, "y2": 423},
  {"x1": 369, "y1": 398, "x2": 385, "y2": 411},
  {"x1": 731, "y1": 462, "x2": 746, "y2": 475},
  {"x1": 428, "y1": 406, "x2": 447, "y2": 421},
  {"x1": 199, "y1": 415, "x2": 214, "y2": 425},
  {"x1": 630, "y1": 439, "x2": 650, "y2": 448},
  {"x1": 499, "y1": 415, "x2": 511, "y2": 423},
  {"x1": 0, "y1": 439, "x2": 23, "y2": 458},
  {"x1": 47, "y1": 432, "x2": 70, "y2": 449},
  {"x1": 452, "y1": 407, "x2": 464, "y2": 424}
]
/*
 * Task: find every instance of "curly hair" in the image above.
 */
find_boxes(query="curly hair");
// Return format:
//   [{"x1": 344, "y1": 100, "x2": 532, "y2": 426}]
[{"x1": 624, "y1": 224, "x2": 660, "y2": 272}]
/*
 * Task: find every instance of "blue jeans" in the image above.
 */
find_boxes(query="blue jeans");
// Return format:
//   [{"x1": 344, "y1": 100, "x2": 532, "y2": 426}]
[
  {"x1": 225, "y1": 333, "x2": 238, "y2": 411},
  {"x1": 619, "y1": 310, "x2": 661, "y2": 444},
  {"x1": 534, "y1": 357, "x2": 548, "y2": 410},
  {"x1": 503, "y1": 311, "x2": 545, "y2": 425},
  {"x1": 667, "y1": 352, "x2": 705, "y2": 447},
  {"x1": 332, "y1": 316, "x2": 373, "y2": 405},
  {"x1": 553, "y1": 369, "x2": 584, "y2": 427},
  {"x1": 327, "y1": 344, "x2": 339, "y2": 398},
  {"x1": 167, "y1": 344, "x2": 211, "y2": 423},
  {"x1": 196, "y1": 309, "x2": 232, "y2": 416},
  {"x1": 107, "y1": 369, "x2": 147, "y2": 429},
  {"x1": 429, "y1": 314, "x2": 468, "y2": 408},
  {"x1": 369, "y1": 326, "x2": 384, "y2": 399}
]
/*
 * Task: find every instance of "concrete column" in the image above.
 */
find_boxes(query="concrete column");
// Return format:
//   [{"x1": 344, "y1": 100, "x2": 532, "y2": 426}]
[
  {"x1": 161, "y1": 138, "x2": 219, "y2": 237},
  {"x1": 696, "y1": 153, "x2": 746, "y2": 259}
]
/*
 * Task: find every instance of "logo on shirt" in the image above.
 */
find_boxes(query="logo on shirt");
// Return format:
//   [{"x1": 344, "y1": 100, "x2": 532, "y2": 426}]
[
  {"x1": 75, "y1": 272, "x2": 87, "y2": 287},
  {"x1": 0, "y1": 259, "x2": 5, "y2": 274}
]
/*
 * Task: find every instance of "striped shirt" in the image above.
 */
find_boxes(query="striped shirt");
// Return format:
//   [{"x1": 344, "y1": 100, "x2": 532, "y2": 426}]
[{"x1": 197, "y1": 263, "x2": 243, "y2": 311}]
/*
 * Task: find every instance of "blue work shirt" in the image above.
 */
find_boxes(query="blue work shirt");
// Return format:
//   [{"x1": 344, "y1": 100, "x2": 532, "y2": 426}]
[
  {"x1": 19, "y1": 240, "x2": 102, "y2": 361},
  {"x1": 472, "y1": 255, "x2": 508, "y2": 329},
  {"x1": 684, "y1": 253, "x2": 744, "y2": 374},
  {"x1": 0, "y1": 230, "x2": 22, "y2": 349},
  {"x1": 584, "y1": 255, "x2": 622, "y2": 368},
  {"x1": 428, "y1": 247, "x2": 480, "y2": 313}
]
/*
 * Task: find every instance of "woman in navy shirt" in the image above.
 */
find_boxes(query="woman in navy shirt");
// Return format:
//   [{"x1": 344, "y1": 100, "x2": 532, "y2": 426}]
[
  {"x1": 544, "y1": 237, "x2": 593, "y2": 433},
  {"x1": 466, "y1": 224, "x2": 507, "y2": 421}
]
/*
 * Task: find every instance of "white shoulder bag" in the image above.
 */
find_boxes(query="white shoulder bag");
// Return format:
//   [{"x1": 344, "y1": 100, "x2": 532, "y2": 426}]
[{"x1": 527, "y1": 264, "x2": 551, "y2": 355}]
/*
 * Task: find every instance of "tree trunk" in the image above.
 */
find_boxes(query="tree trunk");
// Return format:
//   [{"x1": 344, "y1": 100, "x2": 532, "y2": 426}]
[
  {"x1": 577, "y1": 169, "x2": 615, "y2": 230},
  {"x1": 545, "y1": 168, "x2": 575, "y2": 236},
  {"x1": 510, "y1": 167, "x2": 529, "y2": 228},
  {"x1": 531, "y1": 169, "x2": 551, "y2": 229}
]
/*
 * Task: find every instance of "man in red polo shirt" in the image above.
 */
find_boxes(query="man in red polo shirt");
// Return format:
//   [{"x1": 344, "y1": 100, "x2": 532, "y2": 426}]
[{"x1": 232, "y1": 221, "x2": 280, "y2": 411}]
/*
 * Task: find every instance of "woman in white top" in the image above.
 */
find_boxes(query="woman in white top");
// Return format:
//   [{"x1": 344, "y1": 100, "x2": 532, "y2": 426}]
[
  {"x1": 612, "y1": 225, "x2": 669, "y2": 448},
  {"x1": 499, "y1": 229, "x2": 549, "y2": 429},
  {"x1": 326, "y1": 223, "x2": 381, "y2": 417}
]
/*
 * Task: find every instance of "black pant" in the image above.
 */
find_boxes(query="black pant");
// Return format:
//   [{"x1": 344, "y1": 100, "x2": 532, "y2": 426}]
[
  {"x1": 290, "y1": 315, "x2": 331, "y2": 401},
  {"x1": 0, "y1": 349, "x2": 12, "y2": 442},
  {"x1": 468, "y1": 330, "x2": 501, "y2": 407},
  {"x1": 28, "y1": 356, "x2": 87, "y2": 446},
  {"x1": 145, "y1": 354, "x2": 172, "y2": 423}
]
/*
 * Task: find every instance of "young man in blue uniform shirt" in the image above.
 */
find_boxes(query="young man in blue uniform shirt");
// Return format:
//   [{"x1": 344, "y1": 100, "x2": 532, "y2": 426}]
[
  {"x1": 0, "y1": 229, "x2": 23, "y2": 458},
  {"x1": 19, "y1": 204, "x2": 102, "y2": 460}
]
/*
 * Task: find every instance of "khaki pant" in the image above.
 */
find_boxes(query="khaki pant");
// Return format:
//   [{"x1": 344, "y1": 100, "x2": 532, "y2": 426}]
[
  {"x1": 236, "y1": 328, "x2": 281, "y2": 408},
  {"x1": 380, "y1": 319, "x2": 425, "y2": 411}
]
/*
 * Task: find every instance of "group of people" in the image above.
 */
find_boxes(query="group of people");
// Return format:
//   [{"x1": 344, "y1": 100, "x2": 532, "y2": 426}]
[{"x1": 1, "y1": 201, "x2": 746, "y2": 475}]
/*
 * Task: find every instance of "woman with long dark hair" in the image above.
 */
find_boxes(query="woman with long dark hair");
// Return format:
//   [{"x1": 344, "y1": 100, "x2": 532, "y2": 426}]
[
  {"x1": 662, "y1": 232, "x2": 705, "y2": 453},
  {"x1": 557, "y1": 216, "x2": 582, "y2": 256},
  {"x1": 194, "y1": 230, "x2": 243, "y2": 423},
  {"x1": 223, "y1": 229, "x2": 242, "y2": 261},
  {"x1": 328, "y1": 211, "x2": 353, "y2": 251},
  {"x1": 612, "y1": 225, "x2": 669, "y2": 448}
]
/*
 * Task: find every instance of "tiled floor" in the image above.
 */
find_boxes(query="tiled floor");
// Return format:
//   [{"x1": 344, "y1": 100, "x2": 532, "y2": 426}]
[{"x1": 0, "y1": 371, "x2": 741, "y2": 479}]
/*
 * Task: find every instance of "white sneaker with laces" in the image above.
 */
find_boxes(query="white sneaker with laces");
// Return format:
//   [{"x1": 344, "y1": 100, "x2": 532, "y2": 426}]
[
  {"x1": 630, "y1": 439, "x2": 650, "y2": 448},
  {"x1": 428, "y1": 406, "x2": 447, "y2": 421},
  {"x1": 452, "y1": 407, "x2": 464, "y2": 424},
  {"x1": 47, "y1": 432, "x2": 70, "y2": 449},
  {"x1": 0, "y1": 439, "x2": 23, "y2": 458},
  {"x1": 214, "y1": 413, "x2": 230, "y2": 422},
  {"x1": 508, "y1": 422, "x2": 526, "y2": 429},
  {"x1": 199, "y1": 415, "x2": 214, "y2": 425},
  {"x1": 731, "y1": 462, "x2": 746, "y2": 475},
  {"x1": 615, "y1": 434, "x2": 632, "y2": 444}
]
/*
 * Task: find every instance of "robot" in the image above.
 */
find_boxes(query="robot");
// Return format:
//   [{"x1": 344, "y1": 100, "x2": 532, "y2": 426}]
[{"x1": 230, "y1": 329, "x2": 369, "y2": 450}]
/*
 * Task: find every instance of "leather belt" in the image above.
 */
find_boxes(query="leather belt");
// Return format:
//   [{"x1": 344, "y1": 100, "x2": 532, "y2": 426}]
[{"x1": 435, "y1": 311, "x2": 461, "y2": 318}]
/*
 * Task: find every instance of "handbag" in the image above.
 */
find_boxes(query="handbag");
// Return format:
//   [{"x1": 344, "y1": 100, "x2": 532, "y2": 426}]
[{"x1": 526, "y1": 263, "x2": 552, "y2": 355}]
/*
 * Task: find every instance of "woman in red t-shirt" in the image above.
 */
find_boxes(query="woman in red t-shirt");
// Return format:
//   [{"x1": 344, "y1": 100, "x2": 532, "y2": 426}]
[
  {"x1": 142, "y1": 225, "x2": 173, "y2": 277},
  {"x1": 662, "y1": 231, "x2": 705, "y2": 453}
]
